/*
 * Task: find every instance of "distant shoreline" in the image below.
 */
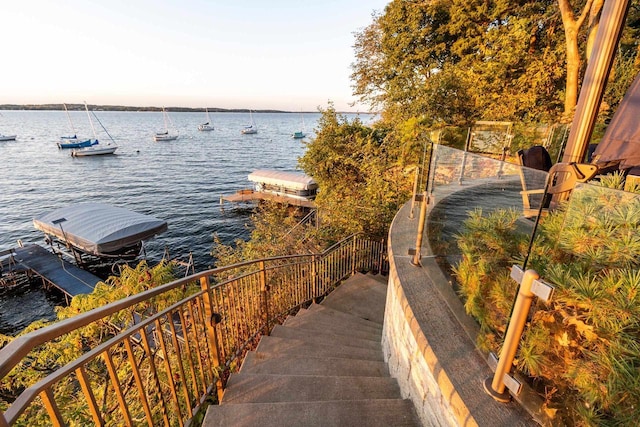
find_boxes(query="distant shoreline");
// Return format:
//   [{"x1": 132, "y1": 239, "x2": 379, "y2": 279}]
[
  {"x1": 0, "y1": 104, "x2": 369, "y2": 114},
  {"x1": 0, "y1": 104, "x2": 291, "y2": 113}
]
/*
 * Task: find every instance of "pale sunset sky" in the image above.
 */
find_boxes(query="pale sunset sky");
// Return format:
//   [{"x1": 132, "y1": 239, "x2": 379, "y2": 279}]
[{"x1": 3, "y1": 0, "x2": 389, "y2": 111}]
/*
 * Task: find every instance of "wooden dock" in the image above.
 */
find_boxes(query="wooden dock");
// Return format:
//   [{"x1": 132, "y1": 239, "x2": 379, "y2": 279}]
[
  {"x1": 12, "y1": 244, "x2": 101, "y2": 298},
  {"x1": 221, "y1": 189, "x2": 316, "y2": 209}
]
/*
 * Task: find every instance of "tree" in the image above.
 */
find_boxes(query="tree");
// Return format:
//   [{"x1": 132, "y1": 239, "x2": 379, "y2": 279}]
[
  {"x1": 298, "y1": 105, "x2": 413, "y2": 241},
  {"x1": 351, "y1": 0, "x2": 568, "y2": 124}
]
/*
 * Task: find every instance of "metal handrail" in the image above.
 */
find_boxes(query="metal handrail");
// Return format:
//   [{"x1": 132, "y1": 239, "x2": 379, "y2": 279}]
[{"x1": 0, "y1": 234, "x2": 387, "y2": 426}]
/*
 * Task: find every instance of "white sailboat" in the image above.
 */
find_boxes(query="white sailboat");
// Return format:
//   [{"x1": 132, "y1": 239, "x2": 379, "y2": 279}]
[
  {"x1": 71, "y1": 102, "x2": 118, "y2": 157},
  {"x1": 154, "y1": 107, "x2": 179, "y2": 141},
  {"x1": 198, "y1": 108, "x2": 214, "y2": 131},
  {"x1": 241, "y1": 110, "x2": 258, "y2": 134},
  {"x1": 0, "y1": 112, "x2": 16, "y2": 141}
]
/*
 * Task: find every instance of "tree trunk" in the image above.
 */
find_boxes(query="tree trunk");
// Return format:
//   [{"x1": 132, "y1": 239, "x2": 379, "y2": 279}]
[
  {"x1": 564, "y1": 23, "x2": 581, "y2": 118},
  {"x1": 558, "y1": 0, "x2": 595, "y2": 119}
]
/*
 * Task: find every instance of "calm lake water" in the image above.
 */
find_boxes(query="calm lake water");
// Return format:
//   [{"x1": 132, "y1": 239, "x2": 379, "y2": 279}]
[{"x1": 0, "y1": 109, "x2": 374, "y2": 334}]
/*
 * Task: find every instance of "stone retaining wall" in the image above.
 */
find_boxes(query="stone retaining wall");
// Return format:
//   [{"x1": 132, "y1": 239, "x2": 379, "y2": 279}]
[{"x1": 381, "y1": 201, "x2": 537, "y2": 426}]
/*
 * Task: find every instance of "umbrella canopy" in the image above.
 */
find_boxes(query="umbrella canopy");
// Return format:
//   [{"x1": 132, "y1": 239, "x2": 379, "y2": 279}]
[{"x1": 593, "y1": 71, "x2": 640, "y2": 169}]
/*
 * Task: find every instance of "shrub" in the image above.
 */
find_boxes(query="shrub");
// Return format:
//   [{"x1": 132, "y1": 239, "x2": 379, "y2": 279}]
[{"x1": 455, "y1": 182, "x2": 640, "y2": 425}]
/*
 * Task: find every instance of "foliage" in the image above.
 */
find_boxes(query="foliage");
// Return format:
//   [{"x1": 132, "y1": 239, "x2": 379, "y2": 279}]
[
  {"x1": 212, "y1": 202, "x2": 320, "y2": 267},
  {"x1": 353, "y1": 0, "x2": 640, "y2": 127},
  {"x1": 298, "y1": 104, "x2": 413, "y2": 242},
  {"x1": 352, "y1": 0, "x2": 569, "y2": 125},
  {"x1": 0, "y1": 260, "x2": 191, "y2": 426},
  {"x1": 454, "y1": 181, "x2": 640, "y2": 425}
]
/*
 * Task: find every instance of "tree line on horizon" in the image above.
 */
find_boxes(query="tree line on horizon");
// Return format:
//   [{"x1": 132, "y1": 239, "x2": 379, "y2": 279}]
[{"x1": 0, "y1": 104, "x2": 292, "y2": 113}]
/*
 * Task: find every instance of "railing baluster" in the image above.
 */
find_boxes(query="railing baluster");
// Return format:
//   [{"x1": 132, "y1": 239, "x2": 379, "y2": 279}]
[
  {"x1": 187, "y1": 299, "x2": 208, "y2": 395},
  {"x1": 75, "y1": 366, "x2": 104, "y2": 426},
  {"x1": 140, "y1": 323, "x2": 171, "y2": 426},
  {"x1": 40, "y1": 387, "x2": 63, "y2": 427},
  {"x1": 154, "y1": 318, "x2": 183, "y2": 426},
  {"x1": 200, "y1": 276, "x2": 224, "y2": 402},
  {"x1": 167, "y1": 311, "x2": 193, "y2": 419},
  {"x1": 198, "y1": 294, "x2": 217, "y2": 385},
  {"x1": 103, "y1": 349, "x2": 133, "y2": 427},
  {"x1": 259, "y1": 261, "x2": 269, "y2": 336},
  {"x1": 122, "y1": 338, "x2": 153, "y2": 427},
  {"x1": 178, "y1": 308, "x2": 201, "y2": 401}
]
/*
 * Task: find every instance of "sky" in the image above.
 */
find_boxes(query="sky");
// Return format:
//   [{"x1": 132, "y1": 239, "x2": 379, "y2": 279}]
[{"x1": 2, "y1": 0, "x2": 388, "y2": 112}]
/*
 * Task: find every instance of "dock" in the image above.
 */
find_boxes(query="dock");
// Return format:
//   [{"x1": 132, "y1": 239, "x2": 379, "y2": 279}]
[
  {"x1": 11, "y1": 244, "x2": 102, "y2": 298},
  {"x1": 221, "y1": 189, "x2": 316, "y2": 209}
]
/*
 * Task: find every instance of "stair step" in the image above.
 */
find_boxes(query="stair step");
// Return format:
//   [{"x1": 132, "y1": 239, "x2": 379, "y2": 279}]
[
  {"x1": 203, "y1": 399, "x2": 421, "y2": 427},
  {"x1": 222, "y1": 374, "x2": 401, "y2": 403},
  {"x1": 301, "y1": 304, "x2": 383, "y2": 331},
  {"x1": 270, "y1": 325, "x2": 380, "y2": 350},
  {"x1": 368, "y1": 273, "x2": 389, "y2": 285},
  {"x1": 255, "y1": 336, "x2": 383, "y2": 361},
  {"x1": 307, "y1": 304, "x2": 384, "y2": 328},
  {"x1": 240, "y1": 352, "x2": 390, "y2": 377},
  {"x1": 337, "y1": 273, "x2": 389, "y2": 295},
  {"x1": 321, "y1": 282, "x2": 387, "y2": 325},
  {"x1": 283, "y1": 315, "x2": 382, "y2": 342}
]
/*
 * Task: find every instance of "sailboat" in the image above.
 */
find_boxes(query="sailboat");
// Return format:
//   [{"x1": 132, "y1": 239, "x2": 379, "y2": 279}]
[
  {"x1": 0, "y1": 112, "x2": 17, "y2": 141},
  {"x1": 198, "y1": 108, "x2": 214, "y2": 131},
  {"x1": 241, "y1": 110, "x2": 258, "y2": 134},
  {"x1": 292, "y1": 113, "x2": 306, "y2": 139},
  {"x1": 154, "y1": 107, "x2": 179, "y2": 141},
  {"x1": 71, "y1": 102, "x2": 118, "y2": 157},
  {"x1": 58, "y1": 103, "x2": 99, "y2": 149}
]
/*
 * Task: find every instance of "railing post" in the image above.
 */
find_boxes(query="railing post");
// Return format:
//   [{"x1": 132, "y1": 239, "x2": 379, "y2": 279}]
[
  {"x1": 379, "y1": 239, "x2": 385, "y2": 274},
  {"x1": 484, "y1": 266, "x2": 554, "y2": 402},
  {"x1": 351, "y1": 236, "x2": 357, "y2": 275},
  {"x1": 311, "y1": 254, "x2": 318, "y2": 302},
  {"x1": 410, "y1": 191, "x2": 428, "y2": 266},
  {"x1": 409, "y1": 167, "x2": 420, "y2": 219},
  {"x1": 259, "y1": 261, "x2": 270, "y2": 336},
  {"x1": 200, "y1": 276, "x2": 223, "y2": 403}
]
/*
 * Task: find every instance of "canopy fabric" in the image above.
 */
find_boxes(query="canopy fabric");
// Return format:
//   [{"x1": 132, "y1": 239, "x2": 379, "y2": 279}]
[
  {"x1": 33, "y1": 203, "x2": 168, "y2": 256},
  {"x1": 248, "y1": 170, "x2": 318, "y2": 191},
  {"x1": 593, "y1": 71, "x2": 640, "y2": 169}
]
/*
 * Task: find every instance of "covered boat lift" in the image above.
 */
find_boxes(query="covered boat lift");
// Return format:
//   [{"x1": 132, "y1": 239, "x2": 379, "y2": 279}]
[
  {"x1": 221, "y1": 170, "x2": 317, "y2": 209},
  {"x1": 33, "y1": 203, "x2": 168, "y2": 265}
]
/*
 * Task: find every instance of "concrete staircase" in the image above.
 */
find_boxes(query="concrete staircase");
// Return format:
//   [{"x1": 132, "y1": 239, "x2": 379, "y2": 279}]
[{"x1": 203, "y1": 273, "x2": 420, "y2": 426}]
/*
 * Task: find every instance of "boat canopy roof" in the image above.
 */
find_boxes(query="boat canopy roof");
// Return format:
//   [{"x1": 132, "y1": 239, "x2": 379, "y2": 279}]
[
  {"x1": 33, "y1": 203, "x2": 168, "y2": 256},
  {"x1": 248, "y1": 170, "x2": 318, "y2": 190}
]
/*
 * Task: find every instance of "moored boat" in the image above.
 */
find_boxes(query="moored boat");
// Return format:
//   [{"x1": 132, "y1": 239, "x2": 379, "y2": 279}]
[
  {"x1": 0, "y1": 134, "x2": 17, "y2": 141},
  {"x1": 70, "y1": 102, "x2": 118, "y2": 156},
  {"x1": 58, "y1": 138, "x2": 99, "y2": 149},
  {"x1": 71, "y1": 145, "x2": 117, "y2": 156},
  {"x1": 248, "y1": 169, "x2": 318, "y2": 200},
  {"x1": 154, "y1": 107, "x2": 179, "y2": 141},
  {"x1": 198, "y1": 108, "x2": 215, "y2": 131},
  {"x1": 241, "y1": 110, "x2": 258, "y2": 134}
]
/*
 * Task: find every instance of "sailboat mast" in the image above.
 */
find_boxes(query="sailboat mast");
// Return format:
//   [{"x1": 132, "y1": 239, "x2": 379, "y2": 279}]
[
  {"x1": 64, "y1": 103, "x2": 76, "y2": 136},
  {"x1": 162, "y1": 107, "x2": 171, "y2": 132},
  {"x1": 84, "y1": 101, "x2": 98, "y2": 140}
]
